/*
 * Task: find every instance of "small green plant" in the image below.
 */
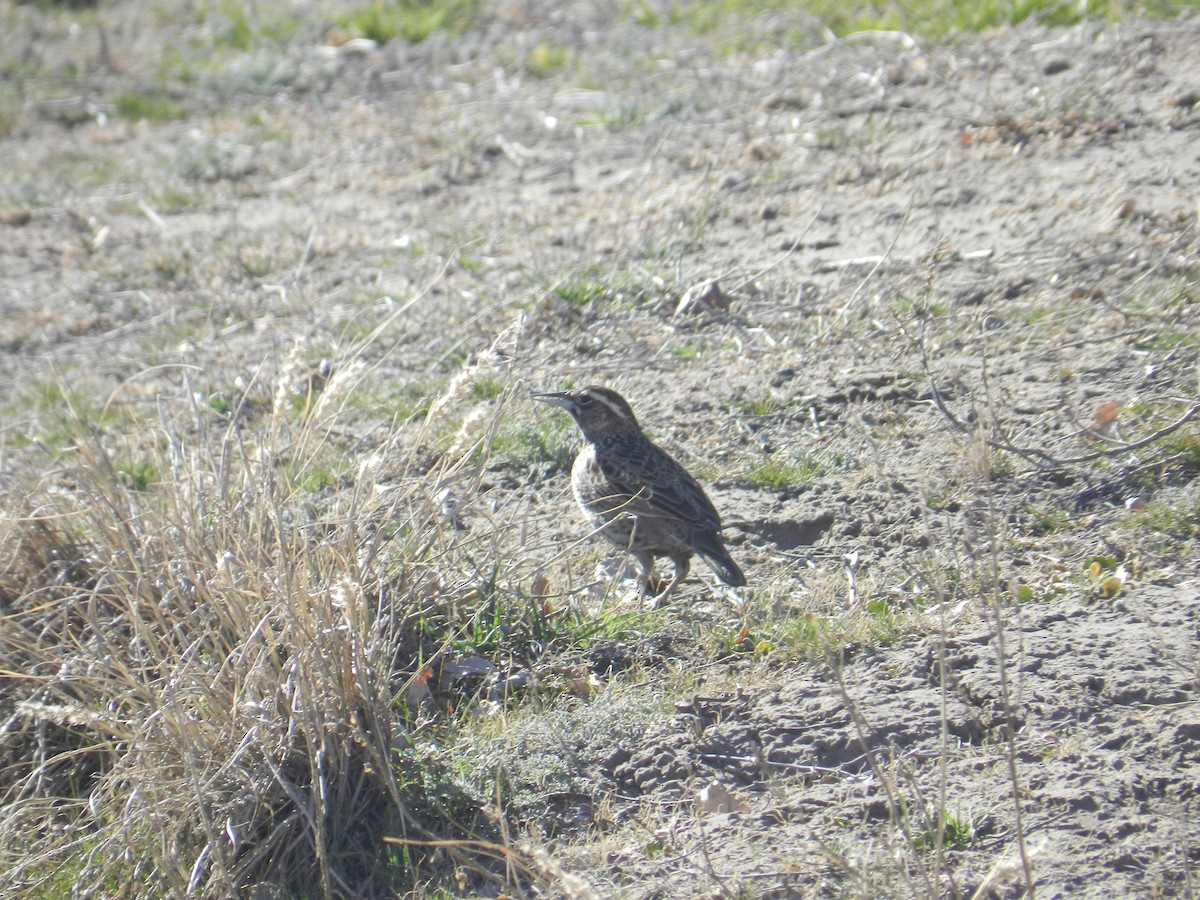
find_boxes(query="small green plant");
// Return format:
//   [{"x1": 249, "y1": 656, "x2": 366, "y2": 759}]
[
  {"x1": 208, "y1": 393, "x2": 232, "y2": 416},
  {"x1": 449, "y1": 583, "x2": 644, "y2": 662},
  {"x1": 913, "y1": 804, "x2": 988, "y2": 851},
  {"x1": 768, "y1": 601, "x2": 913, "y2": 659},
  {"x1": 151, "y1": 249, "x2": 191, "y2": 283},
  {"x1": 217, "y1": 0, "x2": 255, "y2": 50},
  {"x1": 28, "y1": 379, "x2": 133, "y2": 446},
  {"x1": 574, "y1": 104, "x2": 645, "y2": 129},
  {"x1": 1024, "y1": 503, "x2": 1069, "y2": 536},
  {"x1": 731, "y1": 389, "x2": 783, "y2": 416},
  {"x1": 1165, "y1": 426, "x2": 1200, "y2": 466},
  {"x1": 293, "y1": 464, "x2": 345, "y2": 493},
  {"x1": 1134, "y1": 326, "x2": 1198, "y2": 351},
  {"x1": 209, "y1": 0, "x2": 303, "y2": 51},
  {"x1": 671, "y1": 343, "x2": 701, "y2": 359},
  {"x1": 744, "y1": 458, "x2": 800, "y2": 489},
  {"x1": 113, "y1": 90, "x2": 187, "y2": 122},
  {"x1": 552, "y1": 275, "x2": 608, "y2": 306},
  {"x1": 893, "y1": 294, "x2": 950, "y2": 318},
  {"x1": 342, "y1": 0, "x2": 479, "y2": 44},
  {"x1": 469, "y1": 376, "x2": 505, "y2": 402},
  {"x1": 149, "y1": 186, "x2": 202, "y2": 211},
  {"x1": 745, "y1": 449, "x2": 852, "y2": 489},
  {"x1": 525, "y1": 43, "x2": 568, "y2": 75},
  {"x1": 116, "y1": 459, "x2": 157, "y2": 491}
]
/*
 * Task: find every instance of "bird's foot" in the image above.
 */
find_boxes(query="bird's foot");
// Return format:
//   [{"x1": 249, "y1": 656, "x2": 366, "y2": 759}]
[{"x1": 642, "y1": 573, "x2": 681, "y2": 609}]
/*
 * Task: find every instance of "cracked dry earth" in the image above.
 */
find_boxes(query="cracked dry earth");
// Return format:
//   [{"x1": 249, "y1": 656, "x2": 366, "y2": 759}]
[{"x1": 2, "y1": 2, "x2": 1200, "y2": 897}]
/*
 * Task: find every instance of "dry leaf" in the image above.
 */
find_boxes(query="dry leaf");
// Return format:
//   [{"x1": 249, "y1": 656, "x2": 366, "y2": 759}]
[
  {"x1": 1097, "y1": 570, "x2": 1126, "y2": 599},
  {"x1": 566, "y1": 674, "x2": 605, "y2": 696},
  {"x1": 1093, "y1": 401, "x2": 1121, "y2": 427},
  {"x1": 404, "y1": 667, "x2": 433, "y2": 711}
]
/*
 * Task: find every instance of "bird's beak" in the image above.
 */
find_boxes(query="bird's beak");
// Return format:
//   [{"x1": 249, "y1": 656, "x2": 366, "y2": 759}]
[{"x1": 529, "y1": 390, "x2": 574, "y2": 410}]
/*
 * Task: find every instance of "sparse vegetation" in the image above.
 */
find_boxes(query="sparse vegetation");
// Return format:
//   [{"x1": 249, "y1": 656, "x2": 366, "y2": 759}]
[
  {"x1": 492, "y1": 405, "x2": 579, "y2": 471},
  {"x1": 731, "y1": 388, "x2": 785, "y2": 416},
  {"x1": 0, "y1": 372, "x2": 558, "y2": 897},
  {"x1": 627, "y1": 0, "x2": 1200, "y2": 45},
  {"x1": 113, "y1": 90, "x2": 188, "y2": 122},
  {"x1": 2, "y1": 1, "x2": 1199, "y2": 897},
  {"x1": 551, "y1": 273, "x2": 611, "y2": 305},
  {"x1": 745, "y1": 448, "x2": 854, "y2": 488},
  {"x1": 526, "y1": 42, "x2": 570, "y2": 75},
  {"x1": 912, "y1": 804, "x2": 989, "y2": 851},
  {"x1": 341, "y1": 0, "x2": 480, "y2": 44}
]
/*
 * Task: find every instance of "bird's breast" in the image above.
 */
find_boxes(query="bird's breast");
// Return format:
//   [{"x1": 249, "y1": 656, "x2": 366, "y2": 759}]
[
  {"x1": 573, "y1": 443, "x2": 599, "y2": 476},
  {"x1": 571, "y1": 444, "x2": 620, "y2": 513}
]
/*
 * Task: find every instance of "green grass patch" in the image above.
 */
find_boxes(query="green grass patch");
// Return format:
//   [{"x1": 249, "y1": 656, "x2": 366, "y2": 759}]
[
  {"x1": 1161, "y1": 426, "x2": 1200, "y2": 470},
  {"x1": 1023, "y1": 503, "x2": 1070, "y2": 536},
  {"x1": 671, "y1": 343, "x2": 702, "y2": 359},
  {"x1": 115, "y1": 458, "x2": 157, "y2": 491},
  {"x1": 449, "y1": 586, "x2": 646, "y2": 660},
  {"x1": 209, "y1": 0, "x2": 303, "y2": 50},
  {"x1": 11, "y1": 378, "x2": 138, "y2": 448},
  {"x1": 147, "y1": 185, "x2": 204, "y2": 211},
  {"x1": 469, "y1": 375, "x2": 505, "y2": 402},
  {"x1": 341, "y1": 0, "x2": 480, "y2": 44},
  {"x1": 731, "y1": 389, "x2": 784, "y2": 417},
  {"x1": 623, "y1": 0, "x2": 1200, "y2": 46},
  {"x1": 745, "y1": 449, "x2": 853, "y2": 489},
  {"x1": 771, "y1": 605, "x2": 914, "y2": 658},
  {"x1": 551, "y1": 273, "x2": 610, "y2": 306},
  {"x1": 492, "y1": 406, "x2": 578, "y2": 472},
  {"x1": 1133, "y1": 325, "x2": 1198, "y2": 351},
  {"x1": 912, "y1": 803, "x2": 989, "y2": 851},
  {"x1": 237, "y1": 242, "x2": 280, "y2": 279},
  {"x1": 291, "y1": 463, "x2": 346, "y2": 493},
  {"x1": 573, "y1": 104, "x2": 646, "y2": 129},
  {"x1": 526, "y1": 42, "x2": 569, "y2": 75},
  {"x1": 893, "y1": 294, "x2": 951, "y2": 319},
  {"x1": 1131, "y1": 498, "x2": 1200, "y2": 541},
  {"x1": 113, "y1": 90, "x2": 187, "y2": 122}
]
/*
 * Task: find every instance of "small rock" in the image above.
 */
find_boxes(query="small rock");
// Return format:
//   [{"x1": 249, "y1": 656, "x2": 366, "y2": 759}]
[{"x1": 695, "y1": 782, "x2": 746, "y2": 815}]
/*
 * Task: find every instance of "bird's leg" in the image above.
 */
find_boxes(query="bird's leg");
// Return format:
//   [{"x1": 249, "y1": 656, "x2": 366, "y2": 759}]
[
  {"x1": 646, "y1": 554, "x2": 690, "y2": 609},
  {"x1": 632, "y1": 551, "x2": 661, "y2": 598}
]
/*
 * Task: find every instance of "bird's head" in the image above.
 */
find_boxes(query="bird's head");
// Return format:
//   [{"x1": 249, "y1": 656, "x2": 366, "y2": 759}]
[{"x1": 531, "y1": 385, "x2": 640, "y2": 440}]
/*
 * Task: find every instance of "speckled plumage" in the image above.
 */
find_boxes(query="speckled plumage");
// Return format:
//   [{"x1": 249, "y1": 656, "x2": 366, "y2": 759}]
[{"x1": 532, "y1": 386, "x2": 745, "y2": 600}]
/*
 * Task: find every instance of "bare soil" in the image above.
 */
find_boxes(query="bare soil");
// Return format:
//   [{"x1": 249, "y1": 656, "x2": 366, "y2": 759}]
[{"x1": 2, "y1": 3, "x2": 1199, "y2": 897}]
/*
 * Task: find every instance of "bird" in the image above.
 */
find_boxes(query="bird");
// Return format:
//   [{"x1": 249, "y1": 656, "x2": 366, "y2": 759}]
[{"x1": 531, "y1": 385, "x2": 745, "y2": 603}]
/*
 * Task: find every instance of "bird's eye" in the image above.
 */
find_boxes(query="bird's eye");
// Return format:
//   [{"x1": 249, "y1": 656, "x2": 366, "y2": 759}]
[{"x1": 578, "y1": 393, "x2": 594, "y2": 407}]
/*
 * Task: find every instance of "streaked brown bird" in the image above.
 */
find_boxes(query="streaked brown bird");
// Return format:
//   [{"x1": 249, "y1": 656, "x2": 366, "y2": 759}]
[{"x1": 532, "y1": 385, "x2": 745, "y2": 601}]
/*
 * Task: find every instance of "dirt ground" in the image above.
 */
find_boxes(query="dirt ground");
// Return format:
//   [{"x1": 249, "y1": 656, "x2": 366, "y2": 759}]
[{"x1": 2, "y1": 2, "x2": 1199, "y2": 897}]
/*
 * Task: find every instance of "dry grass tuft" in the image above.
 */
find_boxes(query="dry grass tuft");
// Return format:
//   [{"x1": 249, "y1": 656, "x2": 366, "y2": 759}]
[{"x1": 0, "y1": 353, "x2": 537, "y2": 897}]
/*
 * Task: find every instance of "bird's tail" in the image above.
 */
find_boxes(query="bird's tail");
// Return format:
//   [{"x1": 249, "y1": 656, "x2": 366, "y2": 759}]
[{"x1": 694, "y1": 532, "x2": 746, "y2": 587}]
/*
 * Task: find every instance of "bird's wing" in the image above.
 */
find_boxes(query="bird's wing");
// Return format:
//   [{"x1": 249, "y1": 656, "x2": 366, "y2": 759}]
[{"x1": 598, "y1": 439, "x2": 722, "y2": 531}]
